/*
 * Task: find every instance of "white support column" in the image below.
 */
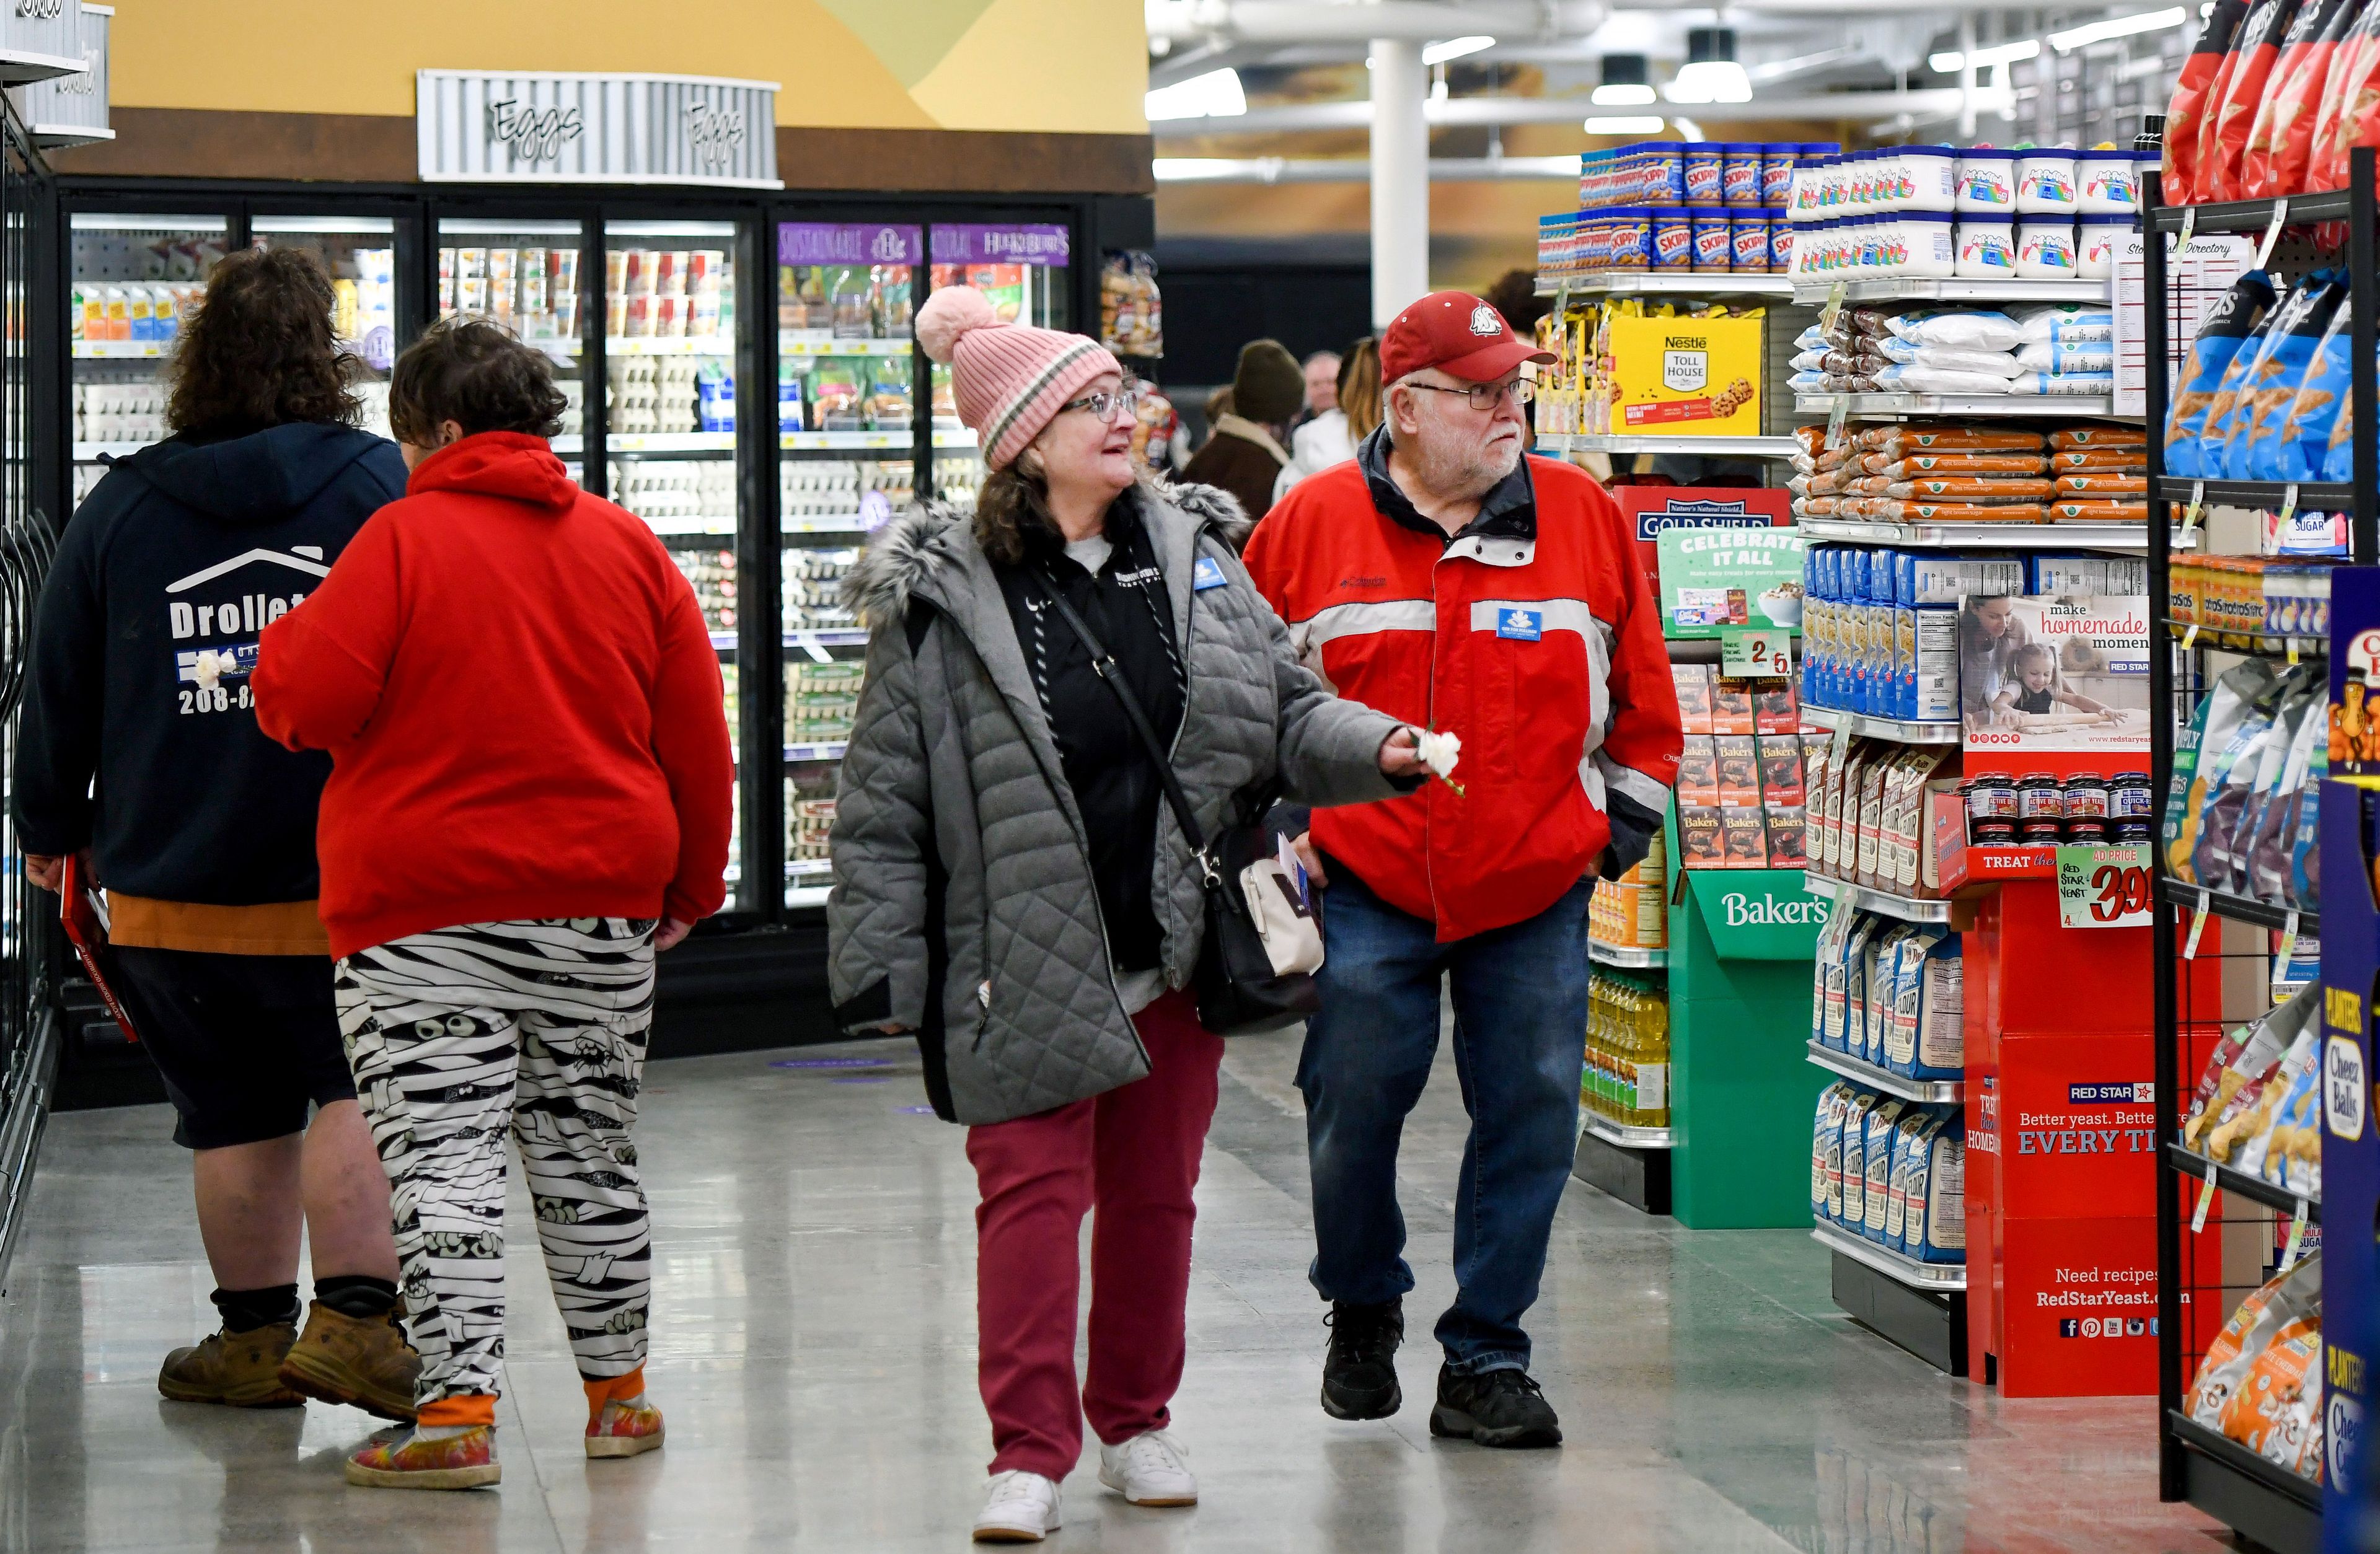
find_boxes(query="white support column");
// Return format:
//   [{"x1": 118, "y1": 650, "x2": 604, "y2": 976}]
[{"x1": 1370, "y1": 36, "x2": 1430, "y2": 327}]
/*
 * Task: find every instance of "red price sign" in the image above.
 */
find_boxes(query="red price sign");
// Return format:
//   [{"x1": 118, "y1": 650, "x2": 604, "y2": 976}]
[{"x1": 2056, "y1": 844, "x2": 2152, "y2": 929}]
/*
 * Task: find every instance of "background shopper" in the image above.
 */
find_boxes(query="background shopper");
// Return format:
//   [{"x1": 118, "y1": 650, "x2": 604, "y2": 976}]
[
  {"x1": 832, "y1": 284, "x2": 1423, "y2": 1543},
  {"x1": 252, "y1": 318, "x2": 733, "y2": 1491},
  {"x1": 1181, "y1": 337, "x2": 1305, "y2": 520},
  {"x1": 1274, "y1": 338, "x2": 1382, "y2": 504},
  {"x1": 1294, "y1": 349, "x2": 1342, "y2": 431},
  {"x1": 13, "y1": 247, "x2": 415, "y2": 1420},
  {"x1": 1244, "y1": 291, "x2": 1683, "y2": 1451}
]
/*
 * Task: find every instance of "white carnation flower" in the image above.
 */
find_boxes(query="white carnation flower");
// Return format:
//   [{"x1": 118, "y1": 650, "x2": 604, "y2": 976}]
[{"x1": 1416, "y1": 728, "x2": 1461, "y2": 781}]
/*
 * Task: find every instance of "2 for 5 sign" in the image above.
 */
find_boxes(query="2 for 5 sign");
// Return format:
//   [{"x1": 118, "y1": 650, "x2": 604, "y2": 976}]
[{"x1": 2055, "y1": 844, "x2": 2153, "y2": 929}]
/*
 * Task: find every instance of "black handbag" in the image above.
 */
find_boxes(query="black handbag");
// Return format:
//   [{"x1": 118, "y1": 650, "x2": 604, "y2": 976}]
[{"x1": 1028, "y1": 570, "x2": 1321, "y2": 1035}]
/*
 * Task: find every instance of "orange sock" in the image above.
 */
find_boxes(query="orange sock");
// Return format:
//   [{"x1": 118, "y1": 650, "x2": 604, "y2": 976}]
[
  {"x1": 417, "y1": 1393, "x2": 496, "y2": 1429},
  {"x1": 583, "y1": 1367, "x2": 647, "y2": 1422}
]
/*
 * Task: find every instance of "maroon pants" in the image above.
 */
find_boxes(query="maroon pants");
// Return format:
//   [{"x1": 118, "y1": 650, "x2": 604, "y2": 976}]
[{"x1": 965, "y1": 990, "x2": 1225, "y2": 1480}]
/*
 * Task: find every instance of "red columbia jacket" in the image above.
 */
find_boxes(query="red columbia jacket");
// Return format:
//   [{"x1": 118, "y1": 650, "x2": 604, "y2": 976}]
[
  {"x1": 1243, "y1": 432, "x2": 1681, "y2": 941},
  {"x1": 253, "y1": 432, "x2": 733, "y2": 958}
]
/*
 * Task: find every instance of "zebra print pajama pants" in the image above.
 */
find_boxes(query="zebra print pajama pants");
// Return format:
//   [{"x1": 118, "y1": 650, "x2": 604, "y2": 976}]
[{"x1": 336, "y1": 918, "x2": 657, "y2": 1410}]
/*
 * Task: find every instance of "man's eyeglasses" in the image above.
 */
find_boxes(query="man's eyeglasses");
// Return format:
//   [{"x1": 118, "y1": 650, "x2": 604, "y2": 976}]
[
  {"x1": 1060, "y1": 388, "x2": 1142, "y2": 421},
  {"x1": 1404, "y1": 378, "x2": 1535, "y2": 411}
]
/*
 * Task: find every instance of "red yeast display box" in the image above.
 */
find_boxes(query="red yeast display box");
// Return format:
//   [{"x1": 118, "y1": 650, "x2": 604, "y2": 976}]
[
  {"x1": 1608, "y1": 486, "x2": 1791, "y2": 605},
  {"x1": 1980, "y1": 1030, "x2": 2159, "y2": 1220},
  {"x1": 1993, "y1": 1216, "x2": 2161, "y2": 1398}
]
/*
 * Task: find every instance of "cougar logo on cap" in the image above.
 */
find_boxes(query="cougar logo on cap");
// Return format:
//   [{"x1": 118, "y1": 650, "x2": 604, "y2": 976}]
[{"x1": 1469, "y1": 304, "x2": 1501, "y2": 337}]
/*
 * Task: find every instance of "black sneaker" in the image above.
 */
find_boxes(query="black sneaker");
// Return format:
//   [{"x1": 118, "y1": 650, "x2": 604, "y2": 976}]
[
  {"x1": 1320, "y1": 1299, "x2": 1404, "y2": 1420},
  {"x1": 1429, "y1": 1365, "x2": 1562, "y2": 1448}
]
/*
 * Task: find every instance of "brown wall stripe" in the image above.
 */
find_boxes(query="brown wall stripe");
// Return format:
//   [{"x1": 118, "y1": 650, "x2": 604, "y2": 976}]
[{"x1": 48, "y1": 108, "x2": 1155, "y2": 196}]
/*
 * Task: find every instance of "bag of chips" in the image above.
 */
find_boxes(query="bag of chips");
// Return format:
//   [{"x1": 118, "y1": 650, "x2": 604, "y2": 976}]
[
  {"x1": 2170, "y1": 0, "x2": 2259, "y2": 203},
  {"x1": 2200, "y1": 279, "x2": 2331, "y2": 473},
  {"x1": 2309, "y1": 0, "x2": 2380, "y2": 189},
  {"x1": 2224, "y1": 271, "x2": 2345, "y2": 476},
  {"x1": 2253, "y1": 297, "x2": 2353, "y2": 480},
  {"x1": 2166, "y1": 659, "x2": 2281, "y2": 880},
  {"x1": 2188, "y1": 1253, "x2": 2320, "y2": 1428},
  {"x1": 2190, "y1": 667, "x2": 2315, "y2": 893},
  {"x1": 2166, "y1": 271, "x2": 2277, "y2": 476},
  {"x1": 2204, "y1": 0, "x2": 2309, "y2": 200},
  {"x1": 2242, "y1": 0, "x2": 2358, "y2": 196}
]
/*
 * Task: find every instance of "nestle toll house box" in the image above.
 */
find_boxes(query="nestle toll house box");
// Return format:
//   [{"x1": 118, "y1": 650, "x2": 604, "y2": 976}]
[{"x1": 1605, "y1": 314, "x2": 1764, "y2": 436}]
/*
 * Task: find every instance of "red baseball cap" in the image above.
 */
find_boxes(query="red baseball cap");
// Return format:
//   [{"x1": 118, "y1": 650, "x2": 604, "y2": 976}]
[{"x1": 1380, "y1": 291, "x2": 1555, "y2": 384}]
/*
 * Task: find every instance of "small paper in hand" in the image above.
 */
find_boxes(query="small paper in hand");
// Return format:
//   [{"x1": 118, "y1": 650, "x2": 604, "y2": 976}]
[{"x1": 1416, "y1": 729, "x2": 1461, "y2": 781}]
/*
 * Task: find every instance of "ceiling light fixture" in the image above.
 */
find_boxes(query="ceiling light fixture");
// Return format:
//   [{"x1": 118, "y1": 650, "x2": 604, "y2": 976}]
[
  {"x1": 1928, "y1": 38, "x2": 2043, "y2": 71},
  {"x1": 1144, "y1": 67, "x2": 1248, "y2": 122},
  {"x1": 1422, "y1": 35, "x2": 1497, "y2": 66},
  {"x1": 1667, "y1": 27, "x2": 1752, "y2": 105},
  {"x1": 1585, "y1": 115, "x2": 1668, "y2": 134},
  {"x1": 2047, "y1": 6, "x2": 2190, "y2": 51},
  {"x1": 1592, "y1": 53, "x2": 1657, "y2": 107}
]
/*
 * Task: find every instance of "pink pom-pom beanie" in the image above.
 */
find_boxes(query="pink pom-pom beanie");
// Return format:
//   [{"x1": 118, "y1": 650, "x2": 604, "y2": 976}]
[{"x1": 914, "y1": 286, "x2": 1121, "y2": 471}]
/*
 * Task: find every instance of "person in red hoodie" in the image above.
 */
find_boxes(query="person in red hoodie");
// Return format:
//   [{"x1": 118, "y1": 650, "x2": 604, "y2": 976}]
[{"x1": 252, "y1": 318, "x2": 733, "y2": 1493}]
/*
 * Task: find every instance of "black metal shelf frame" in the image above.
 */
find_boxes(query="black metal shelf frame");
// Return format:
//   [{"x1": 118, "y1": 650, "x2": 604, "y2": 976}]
[
  {"x1": 2159, "y1": 1141, "x2": 2320, "y2": 1223},
  {"x1": 2151, "y1": 875, "x2": 2320, "y2": 937},
  {"x1": 2144, "y1": 150, "x2": 2371, "y2": 1542}
]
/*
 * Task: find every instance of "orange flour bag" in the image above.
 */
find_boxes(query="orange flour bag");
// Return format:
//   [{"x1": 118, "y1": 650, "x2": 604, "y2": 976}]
[
  {"x1": 2242, "y1": 0, "x2": 2358, "y2": 196},
  {"x1": 2203, "y1": 0, "x2": 2305, "y2": 201},
  {"x1": 2171, "y1": 0, "x2": 2256, "y2": 203}
]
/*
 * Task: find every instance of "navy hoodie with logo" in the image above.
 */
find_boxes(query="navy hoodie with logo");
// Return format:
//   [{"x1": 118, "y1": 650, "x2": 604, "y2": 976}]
[{"x1": 14, "y1": 422, "x2": 408, "y2": 904}]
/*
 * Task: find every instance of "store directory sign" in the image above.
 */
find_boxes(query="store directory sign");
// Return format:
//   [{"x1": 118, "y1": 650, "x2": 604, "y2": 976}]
[{"x1": 417, "y1": 70, "x2": 782, "y2": 188}]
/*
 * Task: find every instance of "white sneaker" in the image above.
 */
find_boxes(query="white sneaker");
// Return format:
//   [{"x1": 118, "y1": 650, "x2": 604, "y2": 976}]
[
  {"x1": 1098, "y1": 1428, "x2": 1198, "y2": 1507},
  {"x1": 973, "y1": 1470, "x2": 1063, "y2": 1542}
]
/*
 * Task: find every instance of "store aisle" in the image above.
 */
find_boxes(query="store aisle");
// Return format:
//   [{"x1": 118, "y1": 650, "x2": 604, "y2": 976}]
[{"x1": 1, "y1": 1029, "x2": 2216, "y2": 1554}]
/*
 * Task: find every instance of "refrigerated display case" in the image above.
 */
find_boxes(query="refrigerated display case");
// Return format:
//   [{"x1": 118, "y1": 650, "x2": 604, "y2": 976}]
[{"x1": 47, "y1": 178, "x2": 1123, "y2": 1025}]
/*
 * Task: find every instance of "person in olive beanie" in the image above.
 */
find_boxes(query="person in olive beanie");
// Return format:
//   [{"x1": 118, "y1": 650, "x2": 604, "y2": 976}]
[{"x1": 1181, "y1": 338, "x2": 1304, "y2": 522}]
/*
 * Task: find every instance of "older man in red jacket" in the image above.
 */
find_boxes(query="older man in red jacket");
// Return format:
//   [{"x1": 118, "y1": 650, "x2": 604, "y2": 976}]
[{"x1": 1243, "y1": 292, "x2": 1681, "y2": 1449}]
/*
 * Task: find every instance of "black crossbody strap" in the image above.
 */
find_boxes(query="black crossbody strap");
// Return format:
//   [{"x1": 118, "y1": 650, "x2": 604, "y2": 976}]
[{"x1": 1026, "y1": 568, "x2": 1218, "y2": 881}]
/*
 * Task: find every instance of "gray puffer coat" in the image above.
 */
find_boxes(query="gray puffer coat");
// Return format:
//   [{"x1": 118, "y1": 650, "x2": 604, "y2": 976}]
[{"x1": 826, "y1": 476, "x2": 1406, "y2": 1125}]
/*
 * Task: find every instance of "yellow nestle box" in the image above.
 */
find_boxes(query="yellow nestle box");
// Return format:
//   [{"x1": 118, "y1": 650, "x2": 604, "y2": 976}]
[{"x1": 1603, "y1": 314, "x2": 1763, "y2": 436}]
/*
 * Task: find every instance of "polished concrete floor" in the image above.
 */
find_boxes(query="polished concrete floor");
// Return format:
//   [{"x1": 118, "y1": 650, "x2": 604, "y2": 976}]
[{"x1": 0, "y1": 1027, "x2": 2227, "y2": 1553}]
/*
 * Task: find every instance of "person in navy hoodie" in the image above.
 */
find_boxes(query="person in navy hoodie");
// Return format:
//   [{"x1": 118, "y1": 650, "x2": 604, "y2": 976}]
[{"x1": 14, "y1": 245, "x2": 418, "y2": 1421}]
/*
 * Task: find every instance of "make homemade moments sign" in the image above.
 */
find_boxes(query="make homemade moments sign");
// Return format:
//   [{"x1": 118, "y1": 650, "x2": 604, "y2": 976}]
[{"x1": 416, "y1": 70, "x2": 781, "y2": 188}]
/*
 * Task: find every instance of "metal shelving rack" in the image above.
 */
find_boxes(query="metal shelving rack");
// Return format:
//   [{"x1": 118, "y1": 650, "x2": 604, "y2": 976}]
[{"x1": 2142, "y1": 155, "x2": 2366, "y2": 1554}]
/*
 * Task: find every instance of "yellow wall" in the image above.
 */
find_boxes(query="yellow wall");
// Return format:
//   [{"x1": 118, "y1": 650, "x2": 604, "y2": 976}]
[{"x1": 105, "y1": 0, "x2": 1147, "y2": 134}]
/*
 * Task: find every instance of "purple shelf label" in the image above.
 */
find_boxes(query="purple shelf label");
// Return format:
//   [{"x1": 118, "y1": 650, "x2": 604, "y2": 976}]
[
  {"x1": 931, "y1": 222, "x2": 1070, "y2": 266},
  {"x1": 778, "y1": 222, "x2": 921, "y2": 267}
]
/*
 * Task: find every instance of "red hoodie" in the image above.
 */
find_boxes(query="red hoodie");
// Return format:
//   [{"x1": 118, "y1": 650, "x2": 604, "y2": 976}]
[{"x1": 253, "y1": 432, "x2": 733, "y2": 959}]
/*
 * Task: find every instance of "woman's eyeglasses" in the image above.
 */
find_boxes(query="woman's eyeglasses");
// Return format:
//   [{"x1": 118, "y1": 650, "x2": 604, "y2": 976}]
[
  {"x1": 1404, "y1": 378, "x2": 1535, "y2": 411},
  {"x1": 1060, "y1": 388, "x2": 1142, "y2": 421}
]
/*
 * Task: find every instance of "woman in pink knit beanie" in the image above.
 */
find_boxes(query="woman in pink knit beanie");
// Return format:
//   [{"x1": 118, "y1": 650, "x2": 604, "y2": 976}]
[{"x1": 832, "y1": 289, "x2": 1422, "y2": 1541}]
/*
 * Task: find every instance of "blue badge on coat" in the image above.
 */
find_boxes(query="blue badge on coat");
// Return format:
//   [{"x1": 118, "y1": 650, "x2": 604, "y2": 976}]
[
  {"x1": 1192, "y1": 556, "x2": 1228, "y2": 591},
  {"x1": 1496, "y1": 608, "x2": 1543, "y2": 641}
]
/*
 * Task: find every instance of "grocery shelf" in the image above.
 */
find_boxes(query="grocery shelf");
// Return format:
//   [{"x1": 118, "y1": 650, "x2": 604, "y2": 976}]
[
  {"x1": 1791, "y1": 276, "x2": 2110, "y2": 307},
  {"x1": 1535, "y1": 432, "x2": 1798, "y2": 458},
  {"x1": 2151, "y1": 476, "x2": 2352, "y2": 510},
  {"x1": 1806, "y1": 1041, "x2": 1963, "y2": 1104},
  {"x1": 1804, "y1": 872, "x2": 1960, "y2": 924},
  {"x1": 1535, "y1": 271, "x2": 1797, "y2": 299},
  {"x1": 778, "y1": 337, "x2": 913, "y2": 358},
  {"x1": 1810, "y1": 1219, "x2": 1966, "y2": 1292},
  {"x1": 606, "y1": 335, "x2": 734, "y2": 356},
  {"x1": 71, "y1": 441, "x2": 150, "y2": 462},
  {"x1": 786, "y1": 858, "x2": 834, "y2": 879},
  {"x1": 708, "y1": 630, "x2": 868, "y2": 656},
  {"x1": 782, "y1": 514, "x2": 876, "y2": 534},
  {"x1": 785, "y1": 884, "x2": 833, "y2": 910},
  {"x1": 783, "y1": 741, "x2": 849, "y2": 764},
  {"x1": 609, "y1": 432, "x2": 734, "y2": 455},
  {"x1": 1588, "y1": 939, "x2": 1667, "y2": 969},
  {"x1": 1796, "y1": 392, "x2": 2117, "y2": 419},
  {"x1": 651, "y1": 525, "x2": 741, "y2": 545},
  {"x1": 2165, "y1": 1413, "x2": 2320, "y2": 1554},
  {"x1": 1582, "y1": 1113, "x2": 1674, "y2": 1151},
  {"x1": 2161, "y1": 618, "x2": 2325, "y2": 659},
  {"x1": 1800, "y1": 706, "x2": 1959, "y2": 745},
  {"x1": 1797, "y1": 516, "x2": 2162, "y2": 551},
  {"x1": 72, "y1": 340, "x2": 170, "y2": 359},
  {"x1": 2151, "y1": 190, "x2": 2353, "y2": 233},
  {"x1": 933, "y1": 429, "x2": 979, "y2": 450},
  {"x1": 2152, "y1": 876, "x2": 2317, "y2": 939},
  {"x1": 2161, "y1": 1142, "x2": 2319, "y2": 1224},
  {"x1": 783, "y1": 430, "x2": 915, "y2": 452}
]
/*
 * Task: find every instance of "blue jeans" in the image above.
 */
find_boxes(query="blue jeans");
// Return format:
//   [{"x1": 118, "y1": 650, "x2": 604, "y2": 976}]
[{"x1": 1298, "y1": 861, "x2": 1592, "y2": 1376}]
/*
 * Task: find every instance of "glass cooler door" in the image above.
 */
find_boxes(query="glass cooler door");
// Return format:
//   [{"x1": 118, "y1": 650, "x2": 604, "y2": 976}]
[
  {"x1": 68, "y1": 212, "x2": 231, "y2": 511},
  {"x1": 776, "y1": 219, "x2": 920, "y2": 908},
  {"x1": 435, "y1": 216, "x2": 587, "y2": 479},
  {"x1": 250, "y1": 214, "x2": 409, "y2": 442},
  {"x1": 926, "y1": 221, "x2": 1073, "y2": 510}
]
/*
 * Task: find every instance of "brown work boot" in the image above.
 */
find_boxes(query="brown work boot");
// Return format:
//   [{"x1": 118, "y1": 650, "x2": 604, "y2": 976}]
[
  {"x1": 278, "y1": 1301, "x2": 420, "y2": 1421},
  {"x1": 158, "y1": 1322, "x2": 304, "y2": 1407}
]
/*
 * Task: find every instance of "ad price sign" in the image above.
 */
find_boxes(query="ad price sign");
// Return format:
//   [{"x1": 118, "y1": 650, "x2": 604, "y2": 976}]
[{"x1": 2055, "y1": 844, "x2": 2153, "y2": 929}]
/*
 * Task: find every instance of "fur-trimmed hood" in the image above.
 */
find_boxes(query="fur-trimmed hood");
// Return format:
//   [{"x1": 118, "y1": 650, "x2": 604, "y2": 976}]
[{"x1": 845, "y1": 473, "x2": 1251, "y2": 625}]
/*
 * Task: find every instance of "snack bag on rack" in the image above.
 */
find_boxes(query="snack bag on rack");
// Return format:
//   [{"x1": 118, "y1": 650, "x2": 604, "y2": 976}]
[
  {"x1": 2189, "y1": 1253, "x2": 2322, "y2": 1427},
  {"x1": 2288, "y1": 738, "x2": 2326, "y2": 908},
  {"x1": 2234, "y1": 1020, "x2": 2320, "y2": 1175},
  {"x1": 2166, "y1": 272, "x2": 2278, "y2": 475},
  {"x1": 2229, "y1": 1315, "x2": 2324, "y2": 1479},
  {"x1": 2226, "y1": 271, "x2": 2345, "y2": 476},
  {"x1": 2190, "y1": 665, "x2": 2312, "y2": 890},
  {"x1": 2310, "y1": 0, "x2": 2380, "y2": 189},
  {"x1": 2170, "y1": 0, "x2": 2257, "y2": 203},
  {"x1": 2166, "y1": 659, "x2": 2281, "y2": 880},
  {"x1": 2254, "y1": 1044, "x2": 2323, "y2": 1188},
  {"x1": 2206, "y1": 1019, "x2": 2316, "y2": 1162},
  {"x1": 2319, "y1": 345, "x2": 2380, "y2": 478},
  {"x1": 2198, "y1": 279, "x2": 2322, "y2": 472},
  {"x1": 2249, "y1": 690, "x2": 2329, "y2": 899},
  {"x1": 2212, "y1": 678, "x2": 2322, "y2": 889},
  {"x1": 2244, "y1": 0, "x2": 2358, "y2": 196},
  {"x1": 2204, "y1": 0, "x2": 2309, "y2": 200},
  {"x1": 2257, "y1": 297, "x2": 2354, "y2": 479}
]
